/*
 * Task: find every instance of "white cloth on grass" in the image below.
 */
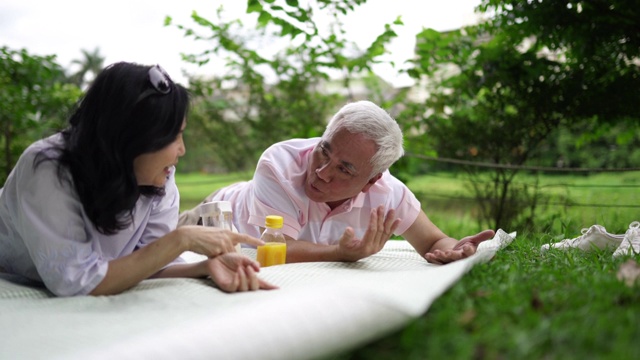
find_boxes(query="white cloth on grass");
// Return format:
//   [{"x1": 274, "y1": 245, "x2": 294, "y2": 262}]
[{"x1": 0, "y1": 230, "x2": 515, "y2": 360}]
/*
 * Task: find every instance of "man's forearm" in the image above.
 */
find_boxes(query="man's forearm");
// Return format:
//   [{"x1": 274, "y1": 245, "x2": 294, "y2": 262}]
[{"x1": 285, "y1": 239, "x2": 342, "y2": 263}]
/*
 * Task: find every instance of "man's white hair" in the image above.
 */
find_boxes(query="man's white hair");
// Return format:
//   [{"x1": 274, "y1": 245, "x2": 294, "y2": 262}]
[{"x1": 322, "y1": 100, "x2": 404, "y2": 177}]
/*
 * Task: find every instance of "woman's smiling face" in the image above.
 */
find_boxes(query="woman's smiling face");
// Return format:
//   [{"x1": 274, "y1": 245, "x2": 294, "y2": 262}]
[{"x1": 133, "y1": 120, "x2": 186, "y2": 187}]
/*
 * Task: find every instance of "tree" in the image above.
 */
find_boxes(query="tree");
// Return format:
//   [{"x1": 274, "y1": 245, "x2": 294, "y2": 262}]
[
  {"x1": 479, "y1": 0, "x2": 640, "y2": 128},
  {"x1": 401, "y1": 0, "x2": 640, "y2": 230},
  {"x1": 0, "y1": 47, "x2": 81, "y2": 182},
  {"x1": 166, "y1": 0, "x2": 400, "y2": 172},
  {"x1": 69, "y1": 47, "x2": 105, "y2": 89}
]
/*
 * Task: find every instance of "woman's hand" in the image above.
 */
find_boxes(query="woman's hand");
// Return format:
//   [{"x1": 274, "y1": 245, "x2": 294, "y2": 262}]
[
  {"x1": 177, "y1": 225, "x2": 264, "y2": 257},
  {"x1": 206, "y1": 253, "x2": 278, "y2": 292}
]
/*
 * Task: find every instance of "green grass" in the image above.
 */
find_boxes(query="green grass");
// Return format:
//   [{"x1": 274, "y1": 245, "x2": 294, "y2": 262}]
[
  {"x1": 175, "y1": 171, "x2": 253, "y2": 211},
  {"x1": 328, "y1": 239, "x2": 640, "y2": 359},
  {"x1": 175, "y1": 171, "x2": 640, "y2": 359}
]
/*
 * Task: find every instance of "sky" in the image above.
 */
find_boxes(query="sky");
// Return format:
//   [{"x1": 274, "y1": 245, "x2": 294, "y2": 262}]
[{"x1": 0, "y1": 0, "x2": 482, "y2": 87}]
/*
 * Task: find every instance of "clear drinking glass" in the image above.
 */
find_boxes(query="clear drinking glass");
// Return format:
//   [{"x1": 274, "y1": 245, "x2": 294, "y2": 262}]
[{"x1": 197, "y1": 201, "x2": 240, "y2": 252}]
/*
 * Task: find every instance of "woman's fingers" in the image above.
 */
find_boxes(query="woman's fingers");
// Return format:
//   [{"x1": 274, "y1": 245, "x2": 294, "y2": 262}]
[
  {"x1": 247, "y1": 266, "x2": 259, "y2": 291},
  {"x1": 237, "y1": 265, "x2": 248, "y2": 292},
  {"x1": 259, "y1": 278, "x2": 279, "y2": 290},
  {"x1": 233, "y1": 233, "x2": 265, "y2": 247}
]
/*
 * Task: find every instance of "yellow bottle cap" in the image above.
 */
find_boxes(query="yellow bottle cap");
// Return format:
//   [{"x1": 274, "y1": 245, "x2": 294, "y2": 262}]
[{"x1": 265, "y1": 215, "x2": 283, "y2": 228}]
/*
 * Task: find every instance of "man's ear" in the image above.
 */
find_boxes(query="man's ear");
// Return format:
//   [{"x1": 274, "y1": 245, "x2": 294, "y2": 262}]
[{"x1": 361, "y1": 173, "x2": 382, "y2": 193}]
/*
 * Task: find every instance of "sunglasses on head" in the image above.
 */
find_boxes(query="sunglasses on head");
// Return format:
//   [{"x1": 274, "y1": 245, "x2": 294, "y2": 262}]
[{"x1": 135, "y1": 65, "x2": 172, "y2": 104}]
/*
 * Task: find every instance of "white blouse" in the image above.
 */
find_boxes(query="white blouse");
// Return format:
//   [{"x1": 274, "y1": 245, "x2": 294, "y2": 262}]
[{"x1": 0, "y1": 134, "x2": 181, "y2": 296}]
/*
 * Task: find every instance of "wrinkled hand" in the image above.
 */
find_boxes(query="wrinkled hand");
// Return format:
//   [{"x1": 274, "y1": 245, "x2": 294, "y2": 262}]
[
  {"x1": 179, "y1": 225, "x2": 264, "y2": 257},
  {"x1": 336, "y1": 206, "x2": 401, "y2": 262},
  {"x1": 424, "y1": 229, "x2": 495, "y2": 265},
  {"x1": 206, "y1": 253, "x2": 278, "y2": 292}
]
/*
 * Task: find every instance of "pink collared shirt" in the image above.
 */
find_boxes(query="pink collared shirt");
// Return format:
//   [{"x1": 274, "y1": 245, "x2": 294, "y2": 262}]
[{"x1": 212, "y1": 138, "x2": 421, "y2": 244}]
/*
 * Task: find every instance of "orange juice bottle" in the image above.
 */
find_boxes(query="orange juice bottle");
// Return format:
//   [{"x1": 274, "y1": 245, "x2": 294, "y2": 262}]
[{"x1": 256, "y1": 215, "x2": 287, "y2": 267}]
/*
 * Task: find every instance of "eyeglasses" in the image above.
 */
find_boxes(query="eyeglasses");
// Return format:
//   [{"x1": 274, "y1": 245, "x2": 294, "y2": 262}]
[{"x1": 135, "y1": 65, "x2": 172, "y2": 104}]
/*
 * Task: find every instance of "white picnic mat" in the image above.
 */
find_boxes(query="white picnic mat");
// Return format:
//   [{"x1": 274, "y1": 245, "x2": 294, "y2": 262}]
[{"x1": 0, "y1": 229, "x2": 514, "y2": 360}]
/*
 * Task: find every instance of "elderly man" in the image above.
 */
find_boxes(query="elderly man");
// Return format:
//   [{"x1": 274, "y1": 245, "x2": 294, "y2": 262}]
[{"x1": 180, "y1": 100, "x2": 495, "y2": 264}]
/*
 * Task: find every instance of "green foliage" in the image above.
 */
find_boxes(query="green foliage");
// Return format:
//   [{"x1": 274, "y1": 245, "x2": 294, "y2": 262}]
[
  {"x1": 405, "y1": 27, "x2": 566, "y2": 230},
  {"x1": 536, "y1": 121, "x2": 640, "y2": 169},
  {"x1": 400, "y1": 0, "x2": 640, "y2": 231},
  {"x1": 166, "y1": 1, "x2": 401, "y2": 173},
  {"x1": 478, "y1": 0, "x2": 640, "y2": 124},
  {"x1": 69, "y1": 47, "x2": 105, "y2": 89},
  {"x1": 0, "y1": 47, "x2": 81, "y2": 182}
]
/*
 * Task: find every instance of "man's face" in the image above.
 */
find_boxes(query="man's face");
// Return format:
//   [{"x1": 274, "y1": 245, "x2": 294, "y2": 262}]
[{"x1": 304, "y1": 129, "x2": 381, "y2": 209}]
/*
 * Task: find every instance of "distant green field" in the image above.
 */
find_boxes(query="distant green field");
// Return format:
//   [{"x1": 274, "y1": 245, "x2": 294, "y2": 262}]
[
  {"x1": 175, "y1": 170, "x2": 640, "y2": 237},
  {"x1": 404, "y1": 171, "x2": 640, "y2": 235},
  {"x1": 175, "y1": 171, "x2": 253, "y2": 211}
]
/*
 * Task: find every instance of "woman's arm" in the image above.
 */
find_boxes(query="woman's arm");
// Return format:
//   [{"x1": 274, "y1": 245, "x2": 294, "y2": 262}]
[
  {"x1": 90, "y1": 229, "x2": 187, "y2": 295},
  {"x1": 90, "y1": 226, "x2": 270, "y2": 295}
]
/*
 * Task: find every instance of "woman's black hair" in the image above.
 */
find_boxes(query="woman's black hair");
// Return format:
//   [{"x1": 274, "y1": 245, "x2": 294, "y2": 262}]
[{"x1": 37, "y1": 62, "x2": 190, "y2": 235}]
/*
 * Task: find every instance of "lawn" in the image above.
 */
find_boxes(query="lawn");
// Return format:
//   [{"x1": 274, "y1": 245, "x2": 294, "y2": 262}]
[
  {"x1": 175, "y1": 171, "x2": 253, "y2": 211},
  {"x1": 175, "y1": 170, "x2": 640, "y2": 359},
  {"x1": 329, "y1": 237, "x2": 640, "y2": 359}
]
